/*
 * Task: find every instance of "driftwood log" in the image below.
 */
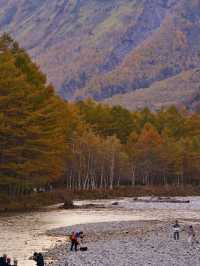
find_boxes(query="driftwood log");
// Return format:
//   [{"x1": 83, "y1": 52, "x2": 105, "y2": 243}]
[
  {"x1": 61, "y1": 202, "x2": 106, "y2": 210},
  {"x1": 133, "y1": 197, "x2": 190, "y2": 203}
]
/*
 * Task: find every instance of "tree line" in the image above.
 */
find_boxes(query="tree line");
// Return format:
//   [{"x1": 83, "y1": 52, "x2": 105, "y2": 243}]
[
  {"x1": 65, "y1": 100, "x2": 200, "y2": 189},
  {"x1": 0, "y1": 34, "x2": 200, "y2": 197}
]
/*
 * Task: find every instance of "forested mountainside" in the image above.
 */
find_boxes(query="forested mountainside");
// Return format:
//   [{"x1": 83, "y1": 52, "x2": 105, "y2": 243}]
[
  {"x1": 82, "y1": 0, "x2": 200, "y2": 108},
  {"x1": 104, "y1": 69, "x2": 200, "y2": 111},
  {"x1": 1, "y1": 0, "x2": 200, "y2": 110},
  {"x1": 1, "y1": 35, "x2": 200, "y2": 198}
]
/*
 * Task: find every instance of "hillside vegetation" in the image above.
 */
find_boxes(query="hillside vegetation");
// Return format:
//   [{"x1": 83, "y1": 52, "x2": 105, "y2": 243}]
[
  {"x1": 104, "y1": 69, "x2": 200, "y2": 111},
  {"x1": 2, "y1": 0, "x2": 200, "y2": 109},
  {"x1": 81, "y1": 0, "x2": 200, "y2": 106}
]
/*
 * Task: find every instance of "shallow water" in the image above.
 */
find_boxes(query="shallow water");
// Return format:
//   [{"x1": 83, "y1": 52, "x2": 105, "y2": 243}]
[{"x1": 1, "y1": 197, "x2": 200, "y2": 266}]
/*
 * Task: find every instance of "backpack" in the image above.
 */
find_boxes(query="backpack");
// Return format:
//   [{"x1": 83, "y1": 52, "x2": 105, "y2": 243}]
[
  {"x1": 80, "y1": 247, "x2": 88, "y2": 251},
  {"x1": 70, "y1": 234, "x2": 76, "y2": 241}
]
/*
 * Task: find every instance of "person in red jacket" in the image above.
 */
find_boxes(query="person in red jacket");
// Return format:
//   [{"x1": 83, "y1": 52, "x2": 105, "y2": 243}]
[{"x1": 70, "y1": 232, "x2": 79, "y2": 251}]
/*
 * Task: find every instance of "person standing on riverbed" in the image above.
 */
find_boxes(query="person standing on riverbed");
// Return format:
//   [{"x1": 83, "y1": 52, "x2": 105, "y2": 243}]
[
  {"x1": 188, "y1": 225, "x2": 196, "y2": 245},
  {"x1": 173, "y1": 220, "x2": 180, "y2": 240}
]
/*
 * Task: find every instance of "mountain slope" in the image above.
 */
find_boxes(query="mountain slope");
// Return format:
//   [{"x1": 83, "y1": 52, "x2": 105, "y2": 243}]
[
  {"x1": 79, "y1": 0, "x2": 200, "y2": 101},
  {"x1": 104, "y1": 69, "x2": 200, "y2": 110},
  {"x1": 0, "y1": 1, "x2": 177, "y2": 93},
  {"x1": 0, "y1": 0, "x2": 200, "y2": 109}
]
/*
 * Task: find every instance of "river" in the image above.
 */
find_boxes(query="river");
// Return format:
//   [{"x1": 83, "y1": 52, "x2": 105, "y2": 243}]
[{"x1": 1, "y1": 197, "x2": 200, "y2": 266}]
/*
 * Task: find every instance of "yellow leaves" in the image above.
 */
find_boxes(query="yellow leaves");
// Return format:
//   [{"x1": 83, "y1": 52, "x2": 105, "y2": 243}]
[
  {"x1": 1, "y1": 33, "x2": 200, "y2": 190},
  {"x1": 0, "y1": 36, "x2": 69, "y2": 186},
  {"x1": 138, "y1": 123, "x2": 162, "y2": 146}
]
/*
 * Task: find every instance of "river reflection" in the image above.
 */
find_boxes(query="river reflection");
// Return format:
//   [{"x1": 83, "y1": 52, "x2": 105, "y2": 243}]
[{"x1": 1, "y1": 197, "x2": 200, "y2": 266}]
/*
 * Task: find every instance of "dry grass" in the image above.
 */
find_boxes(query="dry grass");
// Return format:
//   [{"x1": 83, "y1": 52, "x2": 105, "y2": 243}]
[{"x1": 1, "y1": 185, "x2": 200, "y2": 213}]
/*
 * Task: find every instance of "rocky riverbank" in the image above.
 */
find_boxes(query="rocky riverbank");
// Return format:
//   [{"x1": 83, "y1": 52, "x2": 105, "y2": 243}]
[{"x1": 45, "y1": 220, "x2": 200, "y2": 266}]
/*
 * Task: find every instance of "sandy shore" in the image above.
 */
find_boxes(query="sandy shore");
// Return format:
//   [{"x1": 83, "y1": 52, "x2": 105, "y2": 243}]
[{"x1": 45, "y1": 220, "x2": 200, "y2": 266}]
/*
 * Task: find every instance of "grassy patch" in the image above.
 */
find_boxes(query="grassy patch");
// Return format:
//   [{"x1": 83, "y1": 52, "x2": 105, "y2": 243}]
[{"x1": 1, "y1": 185, "x2": 200, "y2": 213}]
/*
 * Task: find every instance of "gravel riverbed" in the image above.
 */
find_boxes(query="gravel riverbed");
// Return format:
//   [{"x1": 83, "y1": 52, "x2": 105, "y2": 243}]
[{"x1": 45, "y1": 220, "x2": 200, "y2": 266}]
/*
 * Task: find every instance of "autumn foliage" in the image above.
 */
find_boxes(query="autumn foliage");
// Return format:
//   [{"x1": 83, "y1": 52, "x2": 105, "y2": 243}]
[
  {"x1": 1, "y1": 35, "x2": 200, "y2": 198},
  {"x1": 0, "y1": 34, "x2": 68, "y2": 196}
]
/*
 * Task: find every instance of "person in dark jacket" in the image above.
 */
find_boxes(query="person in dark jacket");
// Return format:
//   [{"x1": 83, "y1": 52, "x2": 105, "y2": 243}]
[
  {"x1": 0, "y1": 254, "x2": 7, "y2": 266},
  {"x1": 33, "y1": 253, "x2": 44, "y2": 266},
  {"x1": 173, "y1": 220, "x2": 180, "y2": 240}
]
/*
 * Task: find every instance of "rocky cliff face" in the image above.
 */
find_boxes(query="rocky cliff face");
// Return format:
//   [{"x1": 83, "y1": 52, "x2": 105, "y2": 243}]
[{"x1": 0, "y1": 0, "x2": 200, "y2": 110}]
